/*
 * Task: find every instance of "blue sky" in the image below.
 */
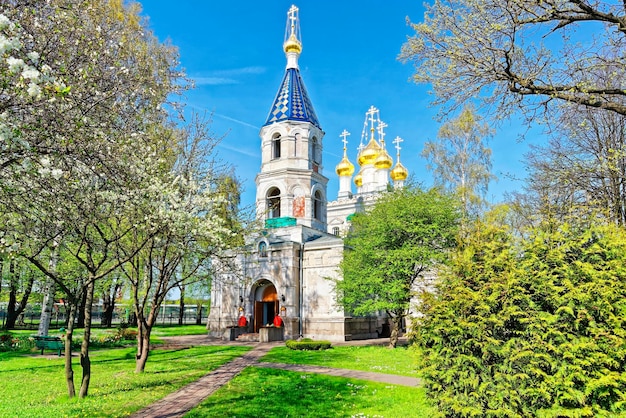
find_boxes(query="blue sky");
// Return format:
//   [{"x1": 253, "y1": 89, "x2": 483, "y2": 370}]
[{"x1": 139, "y1": 1, "x2": 533, "y2": 208}]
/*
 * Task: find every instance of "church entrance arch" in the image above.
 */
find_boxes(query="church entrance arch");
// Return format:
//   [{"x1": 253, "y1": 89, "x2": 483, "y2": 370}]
[{"x1": 251, "y1": 280, "x2": 280, "y2": 332}]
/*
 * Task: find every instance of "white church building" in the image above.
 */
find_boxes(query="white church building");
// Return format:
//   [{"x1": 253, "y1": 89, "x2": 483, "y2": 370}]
[{"x1": 207, "y1": 5, "x2": 409, "y2": 342}]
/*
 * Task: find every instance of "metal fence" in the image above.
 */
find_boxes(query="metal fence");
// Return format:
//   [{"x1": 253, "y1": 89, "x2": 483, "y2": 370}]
[{"x1": 0, "y1": 303, "x2": 208, "y2": 329}]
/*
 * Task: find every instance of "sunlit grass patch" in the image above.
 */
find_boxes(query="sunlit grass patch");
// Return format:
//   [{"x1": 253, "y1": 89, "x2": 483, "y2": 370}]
[
  {"x1": 0, "y1": 345, "x2": 250, "y2": 417},
  {"x1": 186, "y1": 367, "x2": 436, "y2": 418},
  {"x1": 261, "y1": 344, "x2": 421, "y2": 377}
]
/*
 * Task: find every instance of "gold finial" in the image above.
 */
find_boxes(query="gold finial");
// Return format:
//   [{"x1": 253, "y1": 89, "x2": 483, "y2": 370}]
[
  {"x1": 390, "y1": 136, "x2": 408, "y2": 181},
  {"x1": 336, "y1": 130, "x2": 355, "y2": 177},
  {"x1": 357, "y1": 106, "x2": 382, "y2": 166},
  {"x1": 284, "y1": 5, "x2": 302, "y2": 55}
]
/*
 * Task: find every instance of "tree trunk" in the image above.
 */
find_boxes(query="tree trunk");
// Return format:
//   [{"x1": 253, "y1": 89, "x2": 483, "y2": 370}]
[
  {"x1": 101, "y1": 282, "x2": 121, "y2": 328},
  {"x1": 5, "y1": 286, "x2": 17, "y2": 330},
  {"x1": 389, "y1": 315, "x2": 402, "y2": 348},
  {"x1": 195, "y1": 302, "x2": 203, "y2": 325},
  {"x1": 76, "y1": 289, "x2": 87, "y2": 329},
  {"x1": 38, "y1": 249, "x2": 58, "y2": 336},
  {"x1": 5, "y1": 261, "x2": 35, "y2": 330},
  {"x1": 178, "y1": 284, "x2": 185, "y2": 325},
  {"x1": 135, "y1": 321, "x2": 151, "y2": 373},
  {"x1": 135, "y1": 303, "x2": 160, "y2": 373},
  {"x1": 78, "y1": 280, "x2": 95, "y2": 398},
  {"x1": 38, "y1": 279, "x2": 56, "y2": 335},
  {"x1": 64, "y1": 303, "x2": 76, "y2": 398}
]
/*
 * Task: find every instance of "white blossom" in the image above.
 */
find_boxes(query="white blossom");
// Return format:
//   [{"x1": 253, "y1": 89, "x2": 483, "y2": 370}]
[
  {"x1": 0, "y1": 14, "x2": 13, "y2": 31},
  {"x1": 26, "y1": 51, "x2": 39, "y2": 64},
  {"x1": 0, "y1": 35, "x2": 19, "y2": 54},
  {"x1": 21, "y1": 67, "x2": 40, "y2": 81},
  {"x1": 6, "y1": 56, "x2": 24, "y2": 72},
  {"x1": 27, "y1": 82, "x2": 41, "y2": 98},
  {"x1": 51, "y1": 168, "x2": 63, "y2": 179}
]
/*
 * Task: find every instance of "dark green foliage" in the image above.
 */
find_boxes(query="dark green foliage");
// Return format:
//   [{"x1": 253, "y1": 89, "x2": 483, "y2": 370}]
[
  {"x1": 285, "y1": 339, "x2": 332, "y2": 351},
  {"x1": 416, "y1": 208, "x2": 626, "y2": 417}
]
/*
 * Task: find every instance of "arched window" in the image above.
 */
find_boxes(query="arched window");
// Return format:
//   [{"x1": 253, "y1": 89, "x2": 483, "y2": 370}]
[
  {"x1": 272, "y1": 134, "x2": 281, "y2": 159},
  {"x1": 267, "y1": 188, "x2": 281, "y2": 218},
  {"x1": 313, "y1": 190, "x2": 323, "y2": 220},
  {"x1": 332, "y1": 226, "x2": 340, "y2": 236},
  {"x1": 311, "y1": 137, "x2": 320, "y2": 163}
]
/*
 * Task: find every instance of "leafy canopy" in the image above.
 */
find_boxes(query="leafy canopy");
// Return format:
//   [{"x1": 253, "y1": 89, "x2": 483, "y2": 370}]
[{"x1": 336, "y1": 186, "x2": 460, "y2": 317}]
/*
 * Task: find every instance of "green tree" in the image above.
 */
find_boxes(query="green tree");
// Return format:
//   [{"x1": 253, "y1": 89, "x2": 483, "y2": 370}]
[
  {"x1": 422, "y1": 106, "x2": 495, "y2": 217},
  {"x1": 336, "y1": 186, "x2": 460, "y2": 348},
  {"x1": 417, "y1": 207, "x2": 626, "y2": 417},
  {"x1": 400, "y1": 1, "x2": 626, "y2": 119}
]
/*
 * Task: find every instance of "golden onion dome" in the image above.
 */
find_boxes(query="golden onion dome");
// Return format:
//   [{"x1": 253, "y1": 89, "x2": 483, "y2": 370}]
[
  {"x1": 283, "y1": 33, "x2": 302, "y2": 54},
  {"x1": 354, "y1": 171, "x2": 363, "y2": 187},
  {"x1": 374, "y1": 148, "x2": 393, "y2": 169},
  {"x1": 390, "y1": 161, "x2": 409, "y2": 181},
  {"x1": 335, "y1": 155, "x2": 355, "y2": 177},
  {"x1": 357, "y1": 137, "x2": 381, "y2": 166}
]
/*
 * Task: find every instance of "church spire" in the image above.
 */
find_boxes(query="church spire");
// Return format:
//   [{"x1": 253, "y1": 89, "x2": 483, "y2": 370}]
[
  {"x1": 283, "y1": 5, "x2": 302, "y2": 69},
  {"x1": 264, "y1": 4, "x2": 320, "y2": 128}
]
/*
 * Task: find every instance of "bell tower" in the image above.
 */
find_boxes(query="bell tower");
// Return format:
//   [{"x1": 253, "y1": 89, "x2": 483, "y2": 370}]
[{"x1": 255, "y1": 5, "x2": 328, "y2": 232}]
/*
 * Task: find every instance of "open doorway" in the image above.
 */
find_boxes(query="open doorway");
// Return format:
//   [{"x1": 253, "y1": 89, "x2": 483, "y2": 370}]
[{"x1": 253, "y1": 282, "x2": 279, "y2": 332}]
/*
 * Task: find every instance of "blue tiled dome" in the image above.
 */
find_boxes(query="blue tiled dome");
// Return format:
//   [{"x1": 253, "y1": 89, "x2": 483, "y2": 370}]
[{"x1": 264, "y1": 68, "x2": 321, "y2": 129}]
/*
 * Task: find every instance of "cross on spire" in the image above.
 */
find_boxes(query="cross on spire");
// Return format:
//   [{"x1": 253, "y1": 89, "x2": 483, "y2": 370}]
[
  {"x1": 287, "y1": 5, "x2": 298, "y2": 35},
  {"x1": 377, "y1": 120, "x2": 388, "y2": 144},
  {"x1": 366, "y1": 105, "x2": 378, "y2": 134},
  {"x1": 340, "y1": 129, "x2": 350, "y2": 151},
  {"x1": 393, "y1": 136, "x2": 404, "y2": 160}
]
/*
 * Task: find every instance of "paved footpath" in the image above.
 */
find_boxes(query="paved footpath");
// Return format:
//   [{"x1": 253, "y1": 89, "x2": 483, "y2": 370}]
[{"x1": 130, "y1": 336, "x2": 419, "y2": 418}]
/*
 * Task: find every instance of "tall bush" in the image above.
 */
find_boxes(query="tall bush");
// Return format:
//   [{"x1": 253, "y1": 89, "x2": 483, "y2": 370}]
[{"x1": 416, "y1": 208, "x2": 626, "y2": 417}]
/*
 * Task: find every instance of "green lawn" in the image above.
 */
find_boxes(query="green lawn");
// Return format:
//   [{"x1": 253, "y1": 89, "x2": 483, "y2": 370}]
[
  {"x1": 0, "y1": 345, "x2": 250, "y2": 417},
  {"x1": 186, "y1": 367, "x2": 437, "y2": 418},
  {"x1": 0, "y1": 330, "x2": 436, "y2": 417},
  {"x1": 260, "y1": 345, "x2": 421, "y2": 377}
]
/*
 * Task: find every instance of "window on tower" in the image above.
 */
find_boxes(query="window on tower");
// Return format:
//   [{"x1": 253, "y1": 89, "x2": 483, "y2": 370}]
[
  {"x1": 272, "y1": 134, "x2": 281, "y2": 159},
  {"x1": 313, "y1": 190, "x2": 323, "y2": 220},
  {"x1": 267, "y1": 187, "x2": 281, "y2": 218},
  {"x1": 311, "y1": 137, "x2": 320, "y2": 163}
]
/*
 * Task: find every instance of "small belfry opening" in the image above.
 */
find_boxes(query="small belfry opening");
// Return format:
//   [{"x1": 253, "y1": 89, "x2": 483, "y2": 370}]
[
  {"x1": 272, "y1": 133, "x2": 281, "y2": 159},
  {"x1": 267, "y1": 187, "x2": 281, "y2": 218},
  {"x1": 313, "y1": 189, "x2": 323, "y2": 220}
]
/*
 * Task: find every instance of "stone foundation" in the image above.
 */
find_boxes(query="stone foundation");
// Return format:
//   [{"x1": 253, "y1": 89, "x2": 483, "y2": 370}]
[{"x1": 260, "y1": 326, "x2": 284, "y2": 342}]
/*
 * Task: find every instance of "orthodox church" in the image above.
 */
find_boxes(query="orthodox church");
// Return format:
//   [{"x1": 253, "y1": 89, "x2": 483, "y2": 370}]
[{"x1": 207, "y1": 5, "x2": 409, "y2": 341}]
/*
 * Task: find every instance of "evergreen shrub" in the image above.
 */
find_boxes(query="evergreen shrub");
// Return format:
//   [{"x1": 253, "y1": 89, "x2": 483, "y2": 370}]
[
  {"x1": 285, "y1": 339, "x2": 332, "y2": 350},
  {"x1": 415, "y1": 211, "x2": 626, "y2": 417}
]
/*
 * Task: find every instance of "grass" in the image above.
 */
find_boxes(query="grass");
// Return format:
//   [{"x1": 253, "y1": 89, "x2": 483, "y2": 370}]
[
  {"x1": 260, "y1": 344, "x2": 421, "y2": 377},
  {"x1": 1, "y1": 329, "x2": 436, "y2": 416},
  {"x1": 0, "y1": 344, "x2": 251, "y2": 417},
  {"x1": 186, "y1": 367, "x2": 437, "y2": 418}
]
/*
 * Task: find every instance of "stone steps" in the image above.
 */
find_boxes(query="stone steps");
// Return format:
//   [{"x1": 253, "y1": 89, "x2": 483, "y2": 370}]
[{"x1": 236, "y1": 333, "x2": 260, "y2": 342}]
